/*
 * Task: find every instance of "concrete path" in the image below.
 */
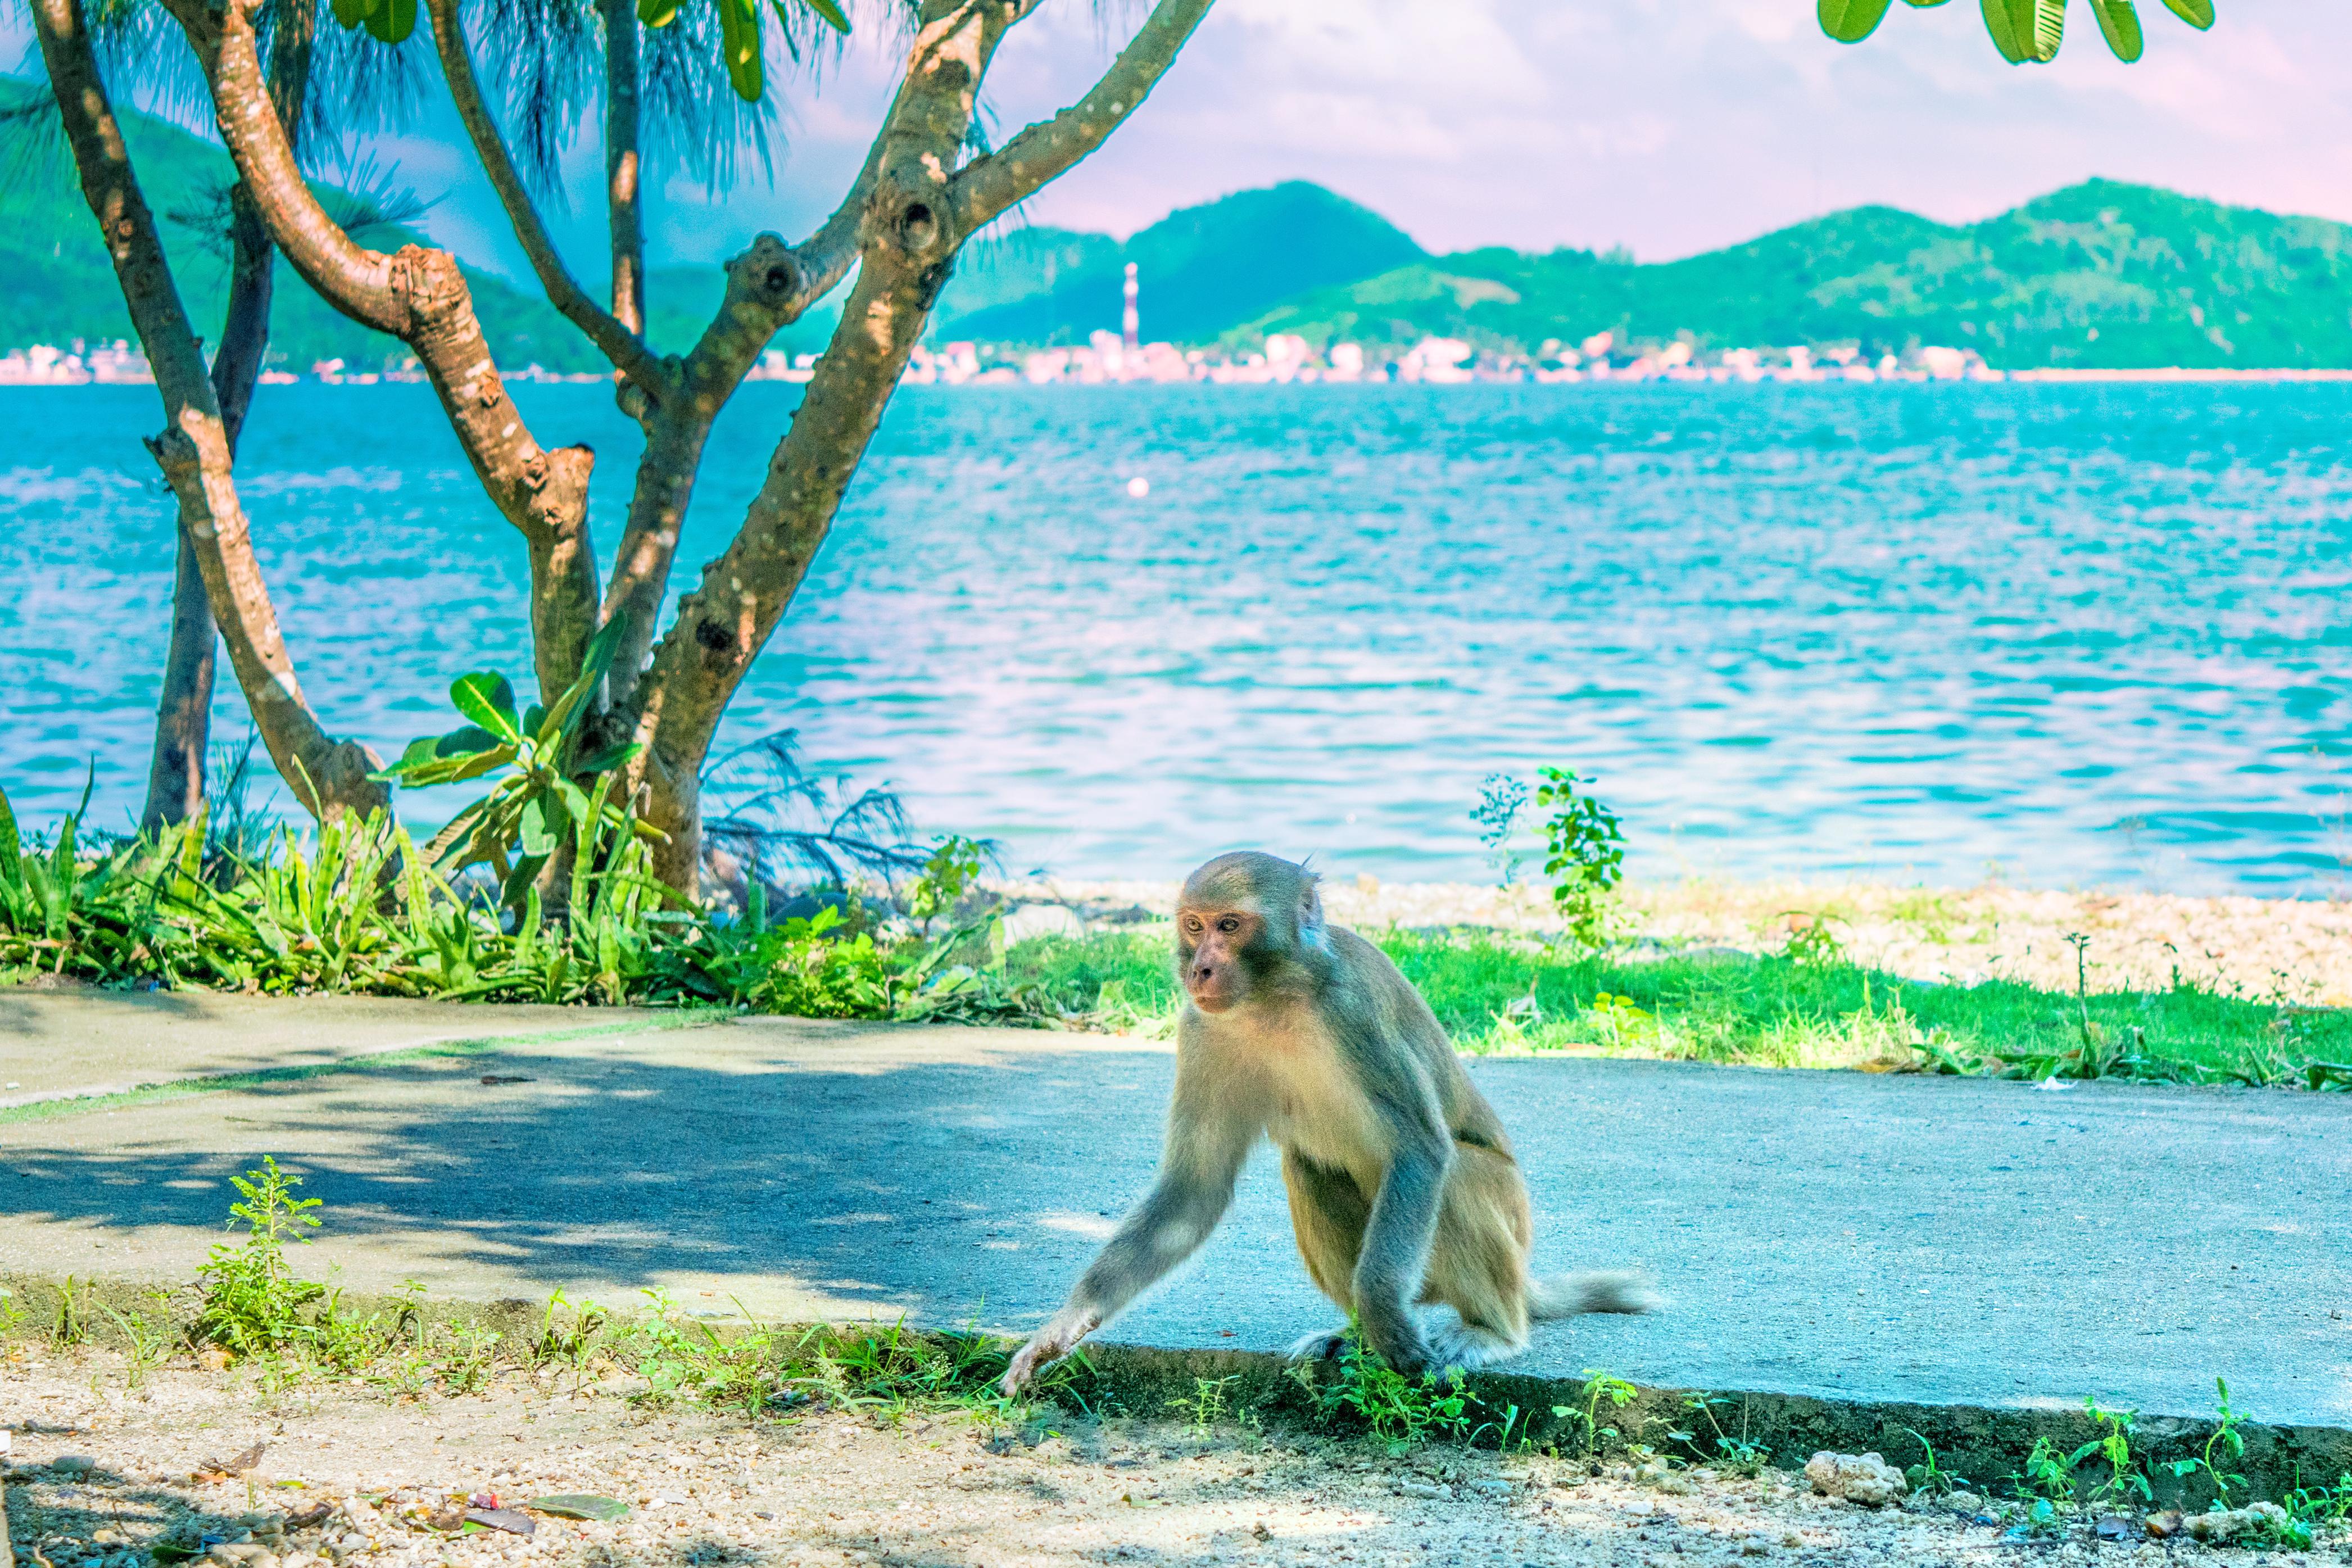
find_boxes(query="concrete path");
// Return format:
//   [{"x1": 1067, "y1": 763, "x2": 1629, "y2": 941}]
[
  {"x1": 3, "y1": 996, "x2": 2348, "y2": 1431},
  {"x1": 0, "y1": 987, "x2": 674, "y2": 1108}
]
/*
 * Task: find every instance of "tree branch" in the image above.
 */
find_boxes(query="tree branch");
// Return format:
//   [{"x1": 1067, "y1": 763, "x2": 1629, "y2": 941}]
[
  {"x1": 604, "y1": 0, "x2": 646, "y2": 337},
  {"x1": 169, "y1": 0, "x2": 609, "y2": 705},
  {"x1": 599, "y1": 92, "x2": 898, "y2": 705},
  {"x1": 626, "y1": 0, "x2": 1030, "y2": 885},
  {"x1": 159, "y1": 0, "x2": 407, "y2": 335},
  {"x1": 34, "y1": 0, "x2": 386, "y2": 823},
  {"x1": 950, "y1": 0, "x2": 1214, "y2": 232},
  {"x1": 143, "y1": 0, "x2": 319, "y2": 833},
  {"x1": 423, "y1": 0, "x2": 669, "y2": 393}
]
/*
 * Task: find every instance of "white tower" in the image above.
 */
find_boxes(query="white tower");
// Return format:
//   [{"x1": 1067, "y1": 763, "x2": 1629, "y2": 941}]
[{"x1": 1121, "y1": 262, "x2": 1140, "y2": 351}]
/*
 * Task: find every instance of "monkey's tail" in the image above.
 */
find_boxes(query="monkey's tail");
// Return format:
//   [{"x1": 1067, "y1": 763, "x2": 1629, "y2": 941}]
[{"x1": 1528, "y1": 1270, "x2": 1660, "y2": 1320}]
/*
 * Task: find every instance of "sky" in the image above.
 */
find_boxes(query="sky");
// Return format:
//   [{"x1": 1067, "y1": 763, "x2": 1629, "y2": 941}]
[
  {"x1": 10, "y1": 0, "x2": 2351, "y2": 273},
  {"x1": 410, "y1": 0, "x2": 2352, "y2": 278}
]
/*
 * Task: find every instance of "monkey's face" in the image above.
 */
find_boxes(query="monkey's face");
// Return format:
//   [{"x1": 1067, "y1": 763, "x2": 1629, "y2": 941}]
[{"x1": 1176, "y1": 903, "x2": 1263, "y2": 1013}]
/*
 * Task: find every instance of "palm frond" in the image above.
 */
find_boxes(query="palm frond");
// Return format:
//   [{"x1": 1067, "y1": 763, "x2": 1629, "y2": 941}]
[
  {"x1": 0, "y1": 75, "x2": 71, "y2": 201},
  {"x1": 298, "y1": 3, "x2": 433, "y2": 160},
  {"x1": 468, "y1": 0, "x2": 601, "y2": 206},
  {"x1": 641, "y1": 0, "x2": 780, "y2": 192},
  {"x1": 316, "y1": 150, "x2": 439, "y2": 241}
]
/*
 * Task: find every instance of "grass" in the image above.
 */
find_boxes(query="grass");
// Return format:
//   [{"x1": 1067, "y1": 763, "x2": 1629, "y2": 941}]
[{"x1": 1001, "y1": 928, "x2": 2352, "y2": 1089}]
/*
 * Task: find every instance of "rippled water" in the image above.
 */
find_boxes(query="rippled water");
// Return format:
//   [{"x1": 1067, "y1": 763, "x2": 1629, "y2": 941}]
[{"x1": 5, "y1": 382, "x2": 2351, "y2": 892}]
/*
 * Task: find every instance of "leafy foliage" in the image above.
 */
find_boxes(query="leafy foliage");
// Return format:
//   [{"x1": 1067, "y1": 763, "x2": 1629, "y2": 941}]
[
  {"x1": 194, "y1": 1155, "x2": 333, "y2": 1363},
  {"x1": 1815, "y1": 0, "x2": 2214, "y2": 64},
  {"x1": 372, "y1": 618, "x2": 656, "y2": 916},
  {"x1": 1533, "y1": 767, "x2": 1626, "y2": 950},
  {"x1": 1468, "y1": 773, "x2": 1530, "y2": 887},
  {"x1": 1304, "y1": 1325, "x2": 1481, "y2": 1449}
]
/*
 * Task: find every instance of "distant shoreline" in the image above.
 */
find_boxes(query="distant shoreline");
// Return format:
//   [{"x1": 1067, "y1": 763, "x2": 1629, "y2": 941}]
[{"x1": 8, "y1": 364, "x2": 2352, "y2": 388}]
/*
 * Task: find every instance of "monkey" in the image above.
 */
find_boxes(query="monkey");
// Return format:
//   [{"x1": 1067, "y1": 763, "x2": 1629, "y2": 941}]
[{"x1": 999, "y1": 850, "x2": 1653, "y2": 1395}]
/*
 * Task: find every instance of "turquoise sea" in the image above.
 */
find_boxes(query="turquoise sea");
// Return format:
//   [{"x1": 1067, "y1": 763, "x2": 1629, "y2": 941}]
[{"x1": 4, "y1": 381, "x2": 2350, "y2": 893}]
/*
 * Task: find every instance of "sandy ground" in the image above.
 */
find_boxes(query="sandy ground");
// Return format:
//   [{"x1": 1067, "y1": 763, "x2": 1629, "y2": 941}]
[
  {"x1": 7, "y1": 1350, "x2": 2347, "y2": 1568},
  {"x1": 1007, "y1": 876, "x2": 2352, "y2": 1006}
]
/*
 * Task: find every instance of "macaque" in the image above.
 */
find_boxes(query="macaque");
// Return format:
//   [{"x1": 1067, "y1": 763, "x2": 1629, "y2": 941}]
[{"x1": 1000, "y1": 850, "x2": 1652, "y2": 1394}]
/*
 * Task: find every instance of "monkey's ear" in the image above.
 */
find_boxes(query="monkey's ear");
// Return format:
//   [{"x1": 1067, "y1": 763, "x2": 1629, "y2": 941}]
[{"x1": 1298, "y1": 878, "x2": 1328, "y2": 949}]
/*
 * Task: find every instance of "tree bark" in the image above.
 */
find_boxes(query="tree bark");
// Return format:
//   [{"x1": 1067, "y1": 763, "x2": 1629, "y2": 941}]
[
  {"x1": 35, "y1": 0, "x2": 386, "y2": 823},
  {"x1": 604, "y1": 0, "x2": 645, "y2": 338},
  {"x1": 138, "y1": 5, "x2": 318, "y2": 834}
]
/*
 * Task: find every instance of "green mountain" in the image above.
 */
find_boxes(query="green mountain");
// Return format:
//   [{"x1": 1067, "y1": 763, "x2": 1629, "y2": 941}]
[
  {"x1": 927, "y1": 181, "x2": 1427, "y2": 347},
  {"x1": 12, "y1": 71, "x2": 2350, "y2": 375},
  {"x1": 0, "y1": 76, "x2": 599, "y2": 373},
  {"x1": 1241, "y1": 182, "x2": 2352, "y2": 370}
]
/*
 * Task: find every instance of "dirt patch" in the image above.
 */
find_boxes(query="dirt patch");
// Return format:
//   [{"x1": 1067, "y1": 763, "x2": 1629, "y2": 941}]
[{"x1": 8, "y1": 1349, "x2": 2345, "y2": 1568}]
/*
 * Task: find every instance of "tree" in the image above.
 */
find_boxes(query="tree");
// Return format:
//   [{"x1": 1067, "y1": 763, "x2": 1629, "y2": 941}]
[
  {"x1": 1816, "y1": 0, "x2": 2215, "y2": 64},
  {"x1": 121, "y1": 1, "x2": 415, "y2": 832},
  {"x1": 52, "y1": 0, "x2": 1210, "y2": 894}
]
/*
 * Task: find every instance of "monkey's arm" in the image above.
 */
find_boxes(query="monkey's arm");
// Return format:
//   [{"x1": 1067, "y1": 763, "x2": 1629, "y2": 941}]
[
  {"x1": 1352, "y1": 1114, "x2": 1452, "y2": 1372},
  {"x1": 999, "y1": 1060, "x2": 1256, "y2": 1394}
]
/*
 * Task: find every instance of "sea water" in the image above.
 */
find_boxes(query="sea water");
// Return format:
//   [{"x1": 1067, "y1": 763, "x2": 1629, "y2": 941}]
[{"x1": 4, "y1": 380, "x2": 2349, "y2": 893}]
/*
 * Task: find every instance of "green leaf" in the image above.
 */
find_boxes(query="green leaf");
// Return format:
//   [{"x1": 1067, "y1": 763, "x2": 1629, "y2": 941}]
[
  {"x1": 575, "y1": 742, "x2": 643, "y2": 776},
  {"x1": 0, "y1": 781, "x2": 20, "y2": 887},
  {"x1": 1818, "y1": 0, "x2": 1895, "y2": 42},
  {"x1": 519, "y1": 794, "x2": 557, "y2": 858},
  {"x1": 637, "y1": 0, "x2": 678, "y2": 23},
  {"x1": 522, "y1": 704, "x2": 546, "y2": 737},
  {"x1": 1979, "y1": 0, "x2": 2036, "y2": 61},
  {"x1": 330, "y1": 0, "x2": 377, "y2": 26},
  {"x1": 450, "y1": 672, "x2": 522, "y2": 742},
  {"x1": 2031, "y1": 0, "x2": 2065, "y2": 57},
  {"x1": 553, "y1": 776, "x2": 593, "y2": 827},
  {"x1": 529, "y1": 1497, "x2": 631, "y2": 1524},
  {"x1": 382, "y1": 745, "x2": 518, "y2": 790},
  {"x1": 1901, "y1": 0, "x2": 1952, "y2": 6},
  {"x1": 371, "y1": 729, "x2": 513, "y2": 785},
  {"x1": 539, "y1": 613, "x2": 635, "y2": 752},
  {"x1": 720, "y1": 0, "x2": 763, "y2": 102},
  {"x1": 786, "y1": 0, "x2": 849, "y2": 32},
  {"x1": 500, "y1": 853, "x2": 548, "y2": 912},
  {"x1": 363, "y1": 0, "x2": 415, "y2": 42},
  {"x1": 2089, "y1": 0, "x2": 2143, "y2": 58},
  {"x1": 577, "y1": 613, "x2": 630, "y2": 696},
  {"x1": 2158, "y1": 0, "x2": 2212, "y2": 26}
]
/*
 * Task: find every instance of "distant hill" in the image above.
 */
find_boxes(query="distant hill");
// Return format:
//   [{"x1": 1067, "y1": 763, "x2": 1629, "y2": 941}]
[
  {"x1": 1241, "y1": 182, "x2": 2352, "y2": 370},
  {"x1": 12, "y1": 74, "x2": 2352, "y2": 374},
  {"x1": 0, "y1": 76, "x2": 598, "y2": 373},
  {"x1": 927, "y1": 181, "x2": 1427, "y2": 347}
]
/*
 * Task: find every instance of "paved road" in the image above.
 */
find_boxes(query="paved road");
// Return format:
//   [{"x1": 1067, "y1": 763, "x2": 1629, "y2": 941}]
[
  {"x1": 3, "y1": 999, "x2": 2348, "y2": 1429},
  {"x1": 0, "y1": 989, "x2": 673, "y2": 1108}
]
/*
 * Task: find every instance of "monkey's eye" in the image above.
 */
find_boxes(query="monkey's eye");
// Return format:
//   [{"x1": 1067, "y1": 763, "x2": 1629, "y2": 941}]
[{"x1": 1217, "y1": 916, "x2": 1240, "y2": 933}]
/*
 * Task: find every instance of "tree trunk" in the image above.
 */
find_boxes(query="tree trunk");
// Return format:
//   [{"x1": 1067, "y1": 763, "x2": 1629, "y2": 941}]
[
  {"x1": 136, "y1": 8, "x2": 316, "y2": 835},
  {"x1": 139, "y1": 528, "x2": 216, "y2": 833},
  {"x1": 35, "y1": 0, "x2": 386, "y2": 824}
]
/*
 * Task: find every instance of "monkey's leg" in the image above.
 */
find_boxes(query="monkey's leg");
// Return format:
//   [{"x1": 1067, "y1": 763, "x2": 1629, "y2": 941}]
[
  {"x1": 1280, "y1": 1148, "x2": 1370, "y2": 1359},
  {"x1": 1417, "y1": 1141, "x2": 1537, "y2": 1370}
]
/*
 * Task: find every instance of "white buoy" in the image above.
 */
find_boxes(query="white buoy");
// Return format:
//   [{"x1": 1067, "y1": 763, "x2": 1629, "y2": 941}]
[{"x1": 1126, "y1": 475, "x2": 1150, "y2": 499}]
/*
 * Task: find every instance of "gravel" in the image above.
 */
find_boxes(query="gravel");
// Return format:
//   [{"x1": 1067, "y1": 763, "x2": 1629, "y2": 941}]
[{"x1": 7, "y1": 1349, "x2": 2347, "y2": 1568}]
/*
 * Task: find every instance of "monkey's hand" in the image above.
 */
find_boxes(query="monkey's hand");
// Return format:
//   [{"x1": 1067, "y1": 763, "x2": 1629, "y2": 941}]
[
  {"x1": 998, "y1": 1305, "x2": 1100, "y2": 1397},
  {"x1": 1357, "y1": 1308, "x2": 1434, "y2": 1379}
]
